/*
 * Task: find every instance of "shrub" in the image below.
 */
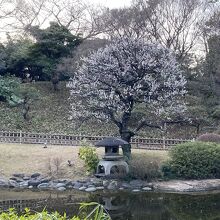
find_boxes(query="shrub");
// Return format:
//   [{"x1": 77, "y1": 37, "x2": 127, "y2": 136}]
[
  {"x1": 0, "y1": 203, "x2": 111, "y2": 220},
  {"x1": 129, "y1": 154, "x2": 162, "y2": 180},
  {"x1": 197, "y1": 133, "x2": 220, "y2": 143},
  {"x1": 78, "y1": 144, "x2": 99, "y2": 174},
  {"x1": 46, "y1": 157, "x2": 65, "y2": 178},
  {"x1": 162, "y1": 142, "x2": 220, "y2": 179}
]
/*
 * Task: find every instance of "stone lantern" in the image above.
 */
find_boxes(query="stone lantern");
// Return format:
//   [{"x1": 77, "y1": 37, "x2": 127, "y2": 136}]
[{"x1": 95, "y1": 137, "x2": 129, "y2": 177}]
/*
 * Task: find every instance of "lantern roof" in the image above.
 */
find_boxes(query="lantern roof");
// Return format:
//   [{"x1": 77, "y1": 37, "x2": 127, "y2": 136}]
[{"x1": 95, "y1": 137, "x2": 129, "y2": 147}]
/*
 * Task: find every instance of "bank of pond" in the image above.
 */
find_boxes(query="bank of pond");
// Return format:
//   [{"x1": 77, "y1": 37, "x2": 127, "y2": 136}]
[{"x1": 0, "y1": 189, "x2": 219, "y2": 220}]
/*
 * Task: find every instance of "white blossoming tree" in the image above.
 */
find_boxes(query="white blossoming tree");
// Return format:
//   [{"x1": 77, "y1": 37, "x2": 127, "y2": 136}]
[{"x1": 68, "y1": 37, "x2": 186, "y2": 158}]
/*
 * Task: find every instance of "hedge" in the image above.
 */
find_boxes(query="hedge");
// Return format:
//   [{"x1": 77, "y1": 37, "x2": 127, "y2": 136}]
[{"x1": 162, "y1": 141, "x2": 220, "y2": 179}]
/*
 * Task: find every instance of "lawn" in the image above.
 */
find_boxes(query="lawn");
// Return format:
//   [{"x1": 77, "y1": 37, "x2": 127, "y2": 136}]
[{"x1": 0, "y1": 143, "x2": 168, "y2": 179}]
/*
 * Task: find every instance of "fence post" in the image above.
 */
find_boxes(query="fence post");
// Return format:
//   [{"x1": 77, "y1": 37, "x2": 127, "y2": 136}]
[
  {"x1": 19, "y1": 130, "x2": 22, "y2": 144},
  {"x1": 162, "y1": 136, "x2": 166, "y2": 149}
]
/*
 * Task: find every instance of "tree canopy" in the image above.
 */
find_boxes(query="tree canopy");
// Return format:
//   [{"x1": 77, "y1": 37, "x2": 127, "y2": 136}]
[
  {"x1": 0, "y1": 76, "x2": 23, "y2": 106},
  {"x1": 26, "y1": 22, "x2": 82, "y2": 90},
  {"x1": 68, "y1": 37, "x2": 186, "y2": 157}
]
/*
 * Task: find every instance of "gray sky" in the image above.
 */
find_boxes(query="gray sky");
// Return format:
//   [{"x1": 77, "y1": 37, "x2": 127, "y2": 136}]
[
  {"x1": 0, "y1": 0, "x2": 132, "y2": 41},
  {"x1": 86, "y1": 0, "x2": 132, "y2": 8}
]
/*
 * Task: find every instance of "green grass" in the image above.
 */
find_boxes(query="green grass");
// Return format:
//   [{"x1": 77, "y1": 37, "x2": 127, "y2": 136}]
[
  {"x1": 0, "y1": 81, "x2": 116, "y2": 135},
  {"x1": 0, "y1": 81, "x2": 196, "y2": 138}
]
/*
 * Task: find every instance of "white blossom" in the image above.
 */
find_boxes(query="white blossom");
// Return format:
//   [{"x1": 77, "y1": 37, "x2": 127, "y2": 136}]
[{"x1": 68, "y1": 37, "x2": 187, "y2": 128}]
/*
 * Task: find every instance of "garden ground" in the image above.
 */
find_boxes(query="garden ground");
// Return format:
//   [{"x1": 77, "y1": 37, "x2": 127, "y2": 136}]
[{"x1": 0, "y1": 143, "x2": 168, "y2": 179}]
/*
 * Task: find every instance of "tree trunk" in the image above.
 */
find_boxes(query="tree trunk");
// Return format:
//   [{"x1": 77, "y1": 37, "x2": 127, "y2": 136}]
[
  {"x1": 52, "y1": 80, "x2": 59, "y2": 91},
  {"x1": 23, "y1": 99, "x2": 30, "y2": 121},
  {"x1": 196, "y1": 124, "x2": 200, "y2": 135},
  {"x1": 120, "y1": 130, "x2": 134, "y2": 160},
  {"x1": 118, "y1": 110, "x2": 134, "y2": 160},
  {"x1": 51, "y1": 74, "x2": 60, "y2": 91}
]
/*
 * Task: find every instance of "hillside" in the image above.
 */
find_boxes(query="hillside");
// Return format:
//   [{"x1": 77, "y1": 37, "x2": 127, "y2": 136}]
[
  {"x1": 0, "y1": 81, "x2": 117, "y2": 135},
  {"x1": 0, "y1": 81, "x2": 200, "y2": 138}
]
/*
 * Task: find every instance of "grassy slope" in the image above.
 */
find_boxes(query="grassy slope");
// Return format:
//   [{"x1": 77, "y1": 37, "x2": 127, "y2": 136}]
[
  {"x1": 0, "y1": 143, "x2": 168, "y2": 179},
  {"x1": 0, "y1": 81, "x2": 117, "y2": 135},
  {"x1": 0, "y1": 81, "x2": 196, "y2": 138}
]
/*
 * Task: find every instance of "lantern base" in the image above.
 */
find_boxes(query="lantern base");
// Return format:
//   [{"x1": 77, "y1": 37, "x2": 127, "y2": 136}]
[{"x1": 96, "y1": 160, "x2": 129, "y2": 177}]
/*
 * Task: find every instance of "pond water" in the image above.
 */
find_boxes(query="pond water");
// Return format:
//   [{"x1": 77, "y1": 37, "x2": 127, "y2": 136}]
[{"x1": 0, "y1": 189, "x2": 220, "y2": 220}]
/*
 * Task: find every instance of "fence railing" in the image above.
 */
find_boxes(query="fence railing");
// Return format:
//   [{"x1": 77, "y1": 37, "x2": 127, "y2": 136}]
[
  {"x1": 0, "y1": 197, "x2": 86, "y2": 212},
  {"x1": 0, "y1": 130, "x2": 190, "y2": 150}
]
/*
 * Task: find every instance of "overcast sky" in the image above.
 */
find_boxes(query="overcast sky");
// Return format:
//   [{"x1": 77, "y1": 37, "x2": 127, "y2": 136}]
[{"x1": 87, "y1": 0, "x2": 132, "y2": 8}]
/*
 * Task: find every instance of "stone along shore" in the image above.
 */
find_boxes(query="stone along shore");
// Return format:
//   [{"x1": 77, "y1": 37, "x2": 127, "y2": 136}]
[{"x1": 1, "y1": 173, "x2": 220, "y2": 193}]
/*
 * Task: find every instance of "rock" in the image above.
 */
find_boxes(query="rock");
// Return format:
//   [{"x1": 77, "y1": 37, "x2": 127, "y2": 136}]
[
  {"x1": 40, "y1": 178, "x2": 51, "y2": 183},
  {"x1": 83, "y1": 182, "x2": 93, "y2": 187},
  {"x1": 15, "y1": 180, "x2": 23, "y2": 183},
  {"x1": 132, "y1": 189, "x2": 141, "y2": 192},
  {"x1": 96, "y1": 186, "x2": 104, "y2": 190},
  {"x1": 9, "y1": 177, "x2": 18, "y2": 181},
  {"x1": 121, "y1": 182, "x2": 132, "y2": 189},
  {"x1": 28, "y1": 180, "x2": 41, "y2": 187},
  {"x1": 153, "y1": 179, "x2": 220, "y2": 192},
  {"x1": 37, "y1": 183, "x2": 50, "y2": 189},
  {"x1": 142, "y1": 187, "x2": 152, "y2": 191},
  {"x1": 85, "y1": 187, "x2": 97, "y2": 192},
  {"x1": 130, "y1": 180, "x2": 144, "y2": 188},
  {"x1": 31, "y1": 173, "x2": 41, "y2": 178},
  {"x1": 48, "y1": 182, "x2": 56, "y2": 188},
  {"x1": 13, "y1": 173, "x2": 25, "y2": 178},
  {"x1": 28, "y1": 186, "x2": 33, "y2": 189},
  {"x1": 57, "y1": 187, "x2": 66, "y2": 191},
  {"x1": 107, "y1": 181, "x2": 118, "y2": 190},
  {"x1": 78, "y1": 179, "x2": 89, "y2": 184},
  {"x1": 23, "y1": 176, "x2": 30, "y2": 181},
  {"x1": 0, "y1": 179, "x2": 9, "y2": 187},
  {"x1": 0, "y1": 179, "x2": 9, "y2": 188},
  {"x1": 19, "y1": 181, "x2": 28, "y2": 188},
  {"x1": 55, "y1": 183, "x2": 66, "y2": 188},
  {"x1": 57, "y1": 179, "x2": 68, "y2": 183},
  {"x1": 9, "y1": 180, "x2": 19, "y2": 188},
  {"x1": 79, "y1": 186, "x2": 87, "y2": 191},
  {"x1": 145, "y1": 183, "x2": 153, "y2": 188},
  {"x1": 87, "y1": 184, "x2": 95, "y2": 188},
  {"x1": 119, "y1": 187, "x2": 124, "y2": 190},
  {"x1": 103, "y1": 180, "x2": 109, "y2": 187},
  {"x1": 66, "y1": 181, "x2": 73, "y2": 187},
  {"x1": 90, "y1": 179, "x2": 103, "y2": 187},
  {"x1": 66, "y1": 185, "x2": 73, "y2": 189},
  {"x1": 73, "y1": 182, "x2": 82, "y2": 189}
]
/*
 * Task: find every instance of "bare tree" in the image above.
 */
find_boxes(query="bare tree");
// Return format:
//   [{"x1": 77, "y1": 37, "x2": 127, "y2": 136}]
[
  {"x1": 44, "y1": 0, "x2": 105, "y2": 38},
  {"x1": 101, "y1": 0, "x2": 210, "y2": 62},
  {"x1": 9, "y1": 0, "x2": 104, "y2": 39},
  {"x1": 0, "y1": 0, "x2": 18, "y2": 35},
  {"x1": 13, "y1": 0, "x2": 49, "y2": 29},
  {"x1": 201, "y1": 2, "x2": 220, "y2": 52}
]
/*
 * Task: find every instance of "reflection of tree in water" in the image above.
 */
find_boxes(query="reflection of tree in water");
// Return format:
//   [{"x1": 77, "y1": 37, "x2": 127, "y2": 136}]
[
  {"x1": 165, "y1": 193, "x2": 220, "y2": 220},
  {"x1": 34, "y1": 194, "x2": 82, "y2": 217},
  {"x1": 88, "y1": 193, "x2": 130, "y2": 220},
  {"x1": 4, "y1": 193, "x2": 87, "y2": 217},
  {"x1": 1, "y1": 191, "x2": 220, "y2": 220},
  {"x1": 127, "y1": 193, "x2": 172, "y2": 220},
  {"x1": 90, "y1": 192, "x2": 172, "y2": 220},
  {"x1": 90, "y1": 192, "x2": 220, "y2": 220}
]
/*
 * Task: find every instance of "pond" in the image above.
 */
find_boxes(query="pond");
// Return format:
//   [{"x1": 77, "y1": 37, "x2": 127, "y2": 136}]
[{"x1": 0, "y1": 189, "x2": 220, "y2": 220}]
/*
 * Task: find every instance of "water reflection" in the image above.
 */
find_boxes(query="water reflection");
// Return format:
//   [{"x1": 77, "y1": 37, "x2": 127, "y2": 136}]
[{"x1": 0, "y1": 190, "x2": 219, "y2": 220}]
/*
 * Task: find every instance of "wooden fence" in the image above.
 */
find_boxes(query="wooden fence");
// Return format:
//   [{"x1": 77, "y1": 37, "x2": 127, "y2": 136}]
[
  {"x1": 0, "y1": 196, "x2": 86, "y2": 212},
  {"x1": 0, "y1": 131, "x2": 190, "y2": 150}
]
